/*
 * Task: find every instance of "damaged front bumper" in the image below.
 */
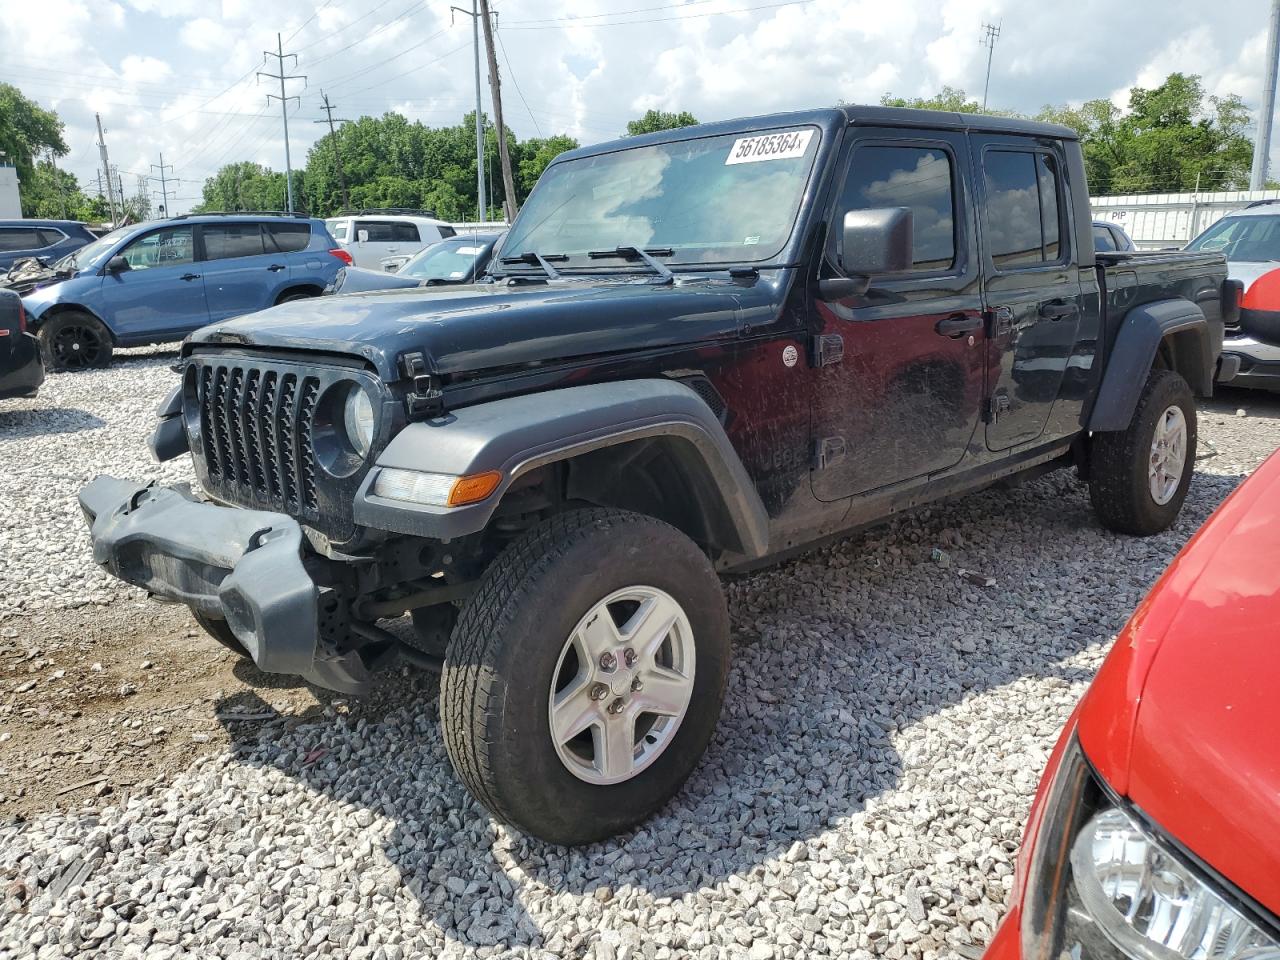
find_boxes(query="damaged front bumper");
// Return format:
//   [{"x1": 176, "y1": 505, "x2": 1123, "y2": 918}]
[{"x1": 79, "y1": 477, "x2": 374, "y2": 694}]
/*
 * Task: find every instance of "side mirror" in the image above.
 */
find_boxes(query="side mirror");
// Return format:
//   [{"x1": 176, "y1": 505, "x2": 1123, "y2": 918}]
[
  {"x1": 357, "y1": 230, "x2": 369, "y2": 244},
  {"x1": 820, "y1": 207, "x2": 914, "y2": 300},
  {"x1": 106, "y1": 255, "x2": 130, "y2": 273}
]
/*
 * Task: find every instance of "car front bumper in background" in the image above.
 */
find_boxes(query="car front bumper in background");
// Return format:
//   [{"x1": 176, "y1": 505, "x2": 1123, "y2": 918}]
[
  {"x1": 1218, "y1": 333, "x2": 1280, "y2": 392},
  {"x1": 78, "y1": 476, "x2": 372, "y2": 693}
]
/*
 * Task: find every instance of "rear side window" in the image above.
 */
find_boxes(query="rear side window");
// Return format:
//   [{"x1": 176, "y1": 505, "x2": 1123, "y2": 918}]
[
  {"x1": 265, "y1": 222, "x2": 312, "y2": 253},
  {"x1": 0, "y1": 227, "x2": 41, "y2": 252},
  {"x1": 36, "y1": 228, "x2": 66, "y2": 247},
  {"x1": 437, "y1": 225, "x2": 456, "y2": 239},
  {"x1": 983, "y1": 150, "x2": 1066, "y2": 268},
  {"x1": 203, "y1": 223, "x2": 265, "y2": 260},
  {"x1": 391, "y1": 222, "x2": 420, "y2": 242},
  {"x1": 838, "y1": 145, "x2": 957, "y2": 271},
  {"x1": 1093, "y1": 225, "x2": 1117, "y2": 252}
]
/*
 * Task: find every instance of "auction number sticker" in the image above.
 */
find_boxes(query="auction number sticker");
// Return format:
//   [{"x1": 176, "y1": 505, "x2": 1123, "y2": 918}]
[{"x1": 725, "y1": 129, "x2": 814, "y2": 165}]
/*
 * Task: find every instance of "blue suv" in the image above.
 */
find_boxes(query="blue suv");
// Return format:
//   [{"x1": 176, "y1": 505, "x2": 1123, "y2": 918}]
[
  {"x1": 0, "y1": 219, "x2": 99, "y2": 271},
  {"x1": 20, "y1": 214, "x2": 348, "y2": 370}
]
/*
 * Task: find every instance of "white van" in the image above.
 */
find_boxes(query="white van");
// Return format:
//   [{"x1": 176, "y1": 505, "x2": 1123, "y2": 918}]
[{"x1": 325, "y1": 210, "x2": 455, "y2": 270}]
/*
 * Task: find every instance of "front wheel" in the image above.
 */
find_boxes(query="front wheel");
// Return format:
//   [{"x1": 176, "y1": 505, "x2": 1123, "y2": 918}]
[
  {"x1": 1089, "y1": 368, "x2": 1196, "y2": 535},
  {"x1": 37, "y1": 311, "x2": 113, "y2": 371},
  {"x1": 440, "y1": 508, "x2": 730, "y2": 845}
]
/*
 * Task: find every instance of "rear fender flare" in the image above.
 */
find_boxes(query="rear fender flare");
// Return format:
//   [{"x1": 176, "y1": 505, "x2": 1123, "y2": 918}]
[
  {"x1": 353, "y1": 379, "x2": 770, "y2": 558},
  {"x1": 1088, "y1": 299, "x2": 1210, "y2": 432}
]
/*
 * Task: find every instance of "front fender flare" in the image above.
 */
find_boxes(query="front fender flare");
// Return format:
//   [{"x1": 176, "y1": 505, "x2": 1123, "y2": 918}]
[
  {"x1": 353, "y1": 379, "x2": 770, "y2": 558},
  {"x1": 1088, "y1": 299, "x2": 1210, "y2": 432}
]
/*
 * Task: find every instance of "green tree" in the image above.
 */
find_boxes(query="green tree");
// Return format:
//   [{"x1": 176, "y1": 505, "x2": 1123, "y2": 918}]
[
  {"x1": 194, "y1": 162, "x2": 289, "y2": 212},
  {"x1": 878, "y1": 87, "x2": 986, "y2": 114},
  {"x1": 514, "y1": 133, "x2": 579, "y2": 196},
  {"x1": 0, "y1": 84, "x2": 67, "y2": 194},
  {"x1": 19, "y1": 161, "x2": 109, "y2": 221},
  {"x1": 626, "y1": 110, "x2": 698, "y2": 136}
]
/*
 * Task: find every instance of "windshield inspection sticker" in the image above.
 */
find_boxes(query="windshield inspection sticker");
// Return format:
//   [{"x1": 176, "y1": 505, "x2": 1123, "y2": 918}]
[{"x1": 726, "y1": 129, "x2": 814, "y2": 165}]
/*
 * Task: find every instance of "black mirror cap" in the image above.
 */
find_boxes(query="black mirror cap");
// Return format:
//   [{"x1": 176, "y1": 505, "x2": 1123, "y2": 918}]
[
  {"x1": 840, "y1": 207, "x2": 914, "y2": 277},
  {"x1": 106, "y1": 255, "x2": 130, "y2": 273}
]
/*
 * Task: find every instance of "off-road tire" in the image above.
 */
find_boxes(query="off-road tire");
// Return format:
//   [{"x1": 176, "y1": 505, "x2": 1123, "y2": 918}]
[
  {"x1": 1089, "y1": 368, "x2": 1196, "y2": 535},
  {"x1": 191, "y1": 608, "x2": 250, "y2": 659},
  {"x1": 440, "y1": 508, "x2": 730, "y2": 845},
  {"x1": 37, "y1": 311, "x2": 114, "y2": 371}
]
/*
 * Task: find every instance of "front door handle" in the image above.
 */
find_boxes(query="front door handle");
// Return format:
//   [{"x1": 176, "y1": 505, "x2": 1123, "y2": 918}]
[
  {"x1": 935, "y1": 314, "x2": 983, "y2": 338},
  {"x1": 1039, "y1": 299, "x2": 1080, "y2": 321},
  {"x1": 267, "y1": 263, "x2": 286, "y2": 272},
  {"x1": 180, "y1": 273, "x2": 201, "y2": 281}
]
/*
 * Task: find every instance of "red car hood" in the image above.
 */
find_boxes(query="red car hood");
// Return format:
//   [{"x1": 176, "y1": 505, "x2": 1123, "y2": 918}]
[{"x1": 1079, "y1": 449, "x2": 1280, "y2": 917}]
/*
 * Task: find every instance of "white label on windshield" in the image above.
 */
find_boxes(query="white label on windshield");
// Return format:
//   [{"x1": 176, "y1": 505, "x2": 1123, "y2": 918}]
[
  {"x1": 449, "y1": 270, "x2": 466, "y2": 278},
  {"x1": 455, "y1": 246, "x2": 482, "y2": 255},
  {"x1": 725, "y1": 129, "x2": 814, "y2": 165}
]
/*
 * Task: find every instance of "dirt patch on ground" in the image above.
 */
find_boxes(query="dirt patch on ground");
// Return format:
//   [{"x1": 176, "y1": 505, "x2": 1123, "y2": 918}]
[{"x1": 0, "y1": 601, "x2": 433, "y2": 821}]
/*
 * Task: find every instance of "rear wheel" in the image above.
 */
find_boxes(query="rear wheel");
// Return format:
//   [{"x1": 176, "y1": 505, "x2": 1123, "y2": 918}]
[
  {"x1": 439, "y1": 508, "x2": 730, "y2": 845},
  {"x1": 1089, "y1": 368, "x2": 1196, "y2": 535},
  {"x1": 38, "y1": 311, "x2": 113, "y2": 371},
  {"x1": 275, "y1": 289, "x2": 317, "y2": 305}
]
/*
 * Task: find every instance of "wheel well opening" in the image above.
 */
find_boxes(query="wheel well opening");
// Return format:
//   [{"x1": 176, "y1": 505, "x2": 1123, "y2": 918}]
[
  {"x1": 275, "y1": 285, "x2": 324, "y2": 304},
  {"x1": 35, "y1": 304, "x2": 116, "y2": 343},
  {"x1": 1159, "y1": 329, "x2": 1212, "y2": 396}
]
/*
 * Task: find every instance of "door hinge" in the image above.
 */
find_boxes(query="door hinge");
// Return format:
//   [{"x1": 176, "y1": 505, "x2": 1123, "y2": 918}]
[
  {"x1": 984, "y1": 393, "x2": 1011, "y2": 424},
  {"x1": 986, "y1": 305, "x2": 1015, "y2": 338},
  {"x1": 810, "y1": 333, "x2": 844, "y2": 367},
  {"x1": 812, "y1": 436, "x2": 847, "y2": 470},
  {"x1": 400, "y1": 351, "x2": 443, "y2": 417}
]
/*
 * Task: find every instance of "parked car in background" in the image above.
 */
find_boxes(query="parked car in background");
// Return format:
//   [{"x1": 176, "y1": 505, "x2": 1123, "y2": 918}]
[
  {"x1": 17, "y1": 213, "x2": 347, "y2": 370},
  {"x1": 0, "y1": 289, "x2": 43, "y2": 401},
  {"x1": 1186, "y1": 200, "x2": 1280, "y2": 391},
  {"x1": 327, "y1": 231, "x2": 505, "y2": 295},
  {"x1": 324, "y1": 209, "x2": 456, "y2": 269},
  {"x1": 985, "y1": 446, "x2": 1280, "y2": 960},
  {"x1": 0, "y1": 219, "x2": 98, "y2": 271},
  {"x1": 1092, "y1": 220, "x2": 1136, "y2": 252}
]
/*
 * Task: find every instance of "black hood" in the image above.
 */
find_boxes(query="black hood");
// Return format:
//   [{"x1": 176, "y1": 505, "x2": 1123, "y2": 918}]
[{"x1": 189, "y1": 277, "x2": 762, "y2": 381}]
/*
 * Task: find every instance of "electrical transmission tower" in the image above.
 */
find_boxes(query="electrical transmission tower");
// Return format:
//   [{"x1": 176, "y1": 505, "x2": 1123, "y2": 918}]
[
  {"x1": 314, "y1": 93, "x2": 351, "y2": 212},
  {"x1": 150, "y1": 153, "x2": 174, "y2": 218},
  {"x1": 259, "y1": 33, "x2": 306, "y2": 212},
  {"x1": 980, "y1": 22, "x2": 1001, "y2": 112}
]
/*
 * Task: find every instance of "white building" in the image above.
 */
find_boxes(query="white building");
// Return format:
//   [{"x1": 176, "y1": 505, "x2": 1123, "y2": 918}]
[{"x1": 0, "y1": 163, "x2": 21, "y2": 218}]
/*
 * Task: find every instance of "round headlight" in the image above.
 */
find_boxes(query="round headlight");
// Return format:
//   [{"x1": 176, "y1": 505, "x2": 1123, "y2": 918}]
[{"x1": 343, "y1": 386, "x2": 375, "y2": 457}]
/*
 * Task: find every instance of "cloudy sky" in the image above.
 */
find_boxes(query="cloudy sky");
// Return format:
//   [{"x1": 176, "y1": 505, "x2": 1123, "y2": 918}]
[{"x1": 0, "y1": 0, "x2": 1273, "y2": 214}]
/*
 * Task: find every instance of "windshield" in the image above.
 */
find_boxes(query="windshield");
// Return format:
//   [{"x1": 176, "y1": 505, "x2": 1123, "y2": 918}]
[
  {"x1": 400, "y1": 237, "x2": 492, "y2": 280},
  {"x1": 1186, "y1": 214, "x2": 1280, "y2": 262},
  {"x1": 55, "y1": 226, "x2": 131, "y2": 272},
  {"x1": 501, "y1": 127, "x2": 821, "y2": 268}
]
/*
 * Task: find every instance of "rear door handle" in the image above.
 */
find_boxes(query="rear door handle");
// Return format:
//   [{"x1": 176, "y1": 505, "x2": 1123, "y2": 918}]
[
  {"x1": 267, "y1": 263, "x2": 287, "y2": 272},
  {"x1": 180, "y1": 273, "x2": 201, "y2": 281},
  {"x1": 935, "y1": 314, "x2": 983, "y2": 338},
  {"x1": 1039, "y1": 299, "x2": 1080, "y2": 320}
]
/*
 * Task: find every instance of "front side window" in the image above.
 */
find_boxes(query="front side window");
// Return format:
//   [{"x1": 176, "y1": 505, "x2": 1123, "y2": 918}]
[
  {"x1": 502, "y1": 126, "x2": 821, "y2": 267},
  {"x1": 36, "y1": 228, "x2": 66, "y2": 247},
  {"x1": 983, "y1": 150, "x2": 1066, "y2": 268},
  {"x1": 1186, "y1": 214, "x2": 1280, "y2": 262},
  {"x1": 1093, "y1": 225, "x2": 1117, "y2": 252},
  {"x1": 202, "y1": 223, "x2": 265, "y2": 260},
  {"x1": 0, "y1": 227, "x2": 40, "y2": 252},
  {"x1": 121, "y1": 226, "x2": 195, "y2": 269},
  {"x1": 837, "y1": 145, "x2": 957, "y2": 271}
]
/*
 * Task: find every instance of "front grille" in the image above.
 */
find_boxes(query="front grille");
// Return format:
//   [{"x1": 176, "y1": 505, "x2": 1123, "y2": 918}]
[{"x1": 186, "y1": 355, "x2": 379, "y2": 543}]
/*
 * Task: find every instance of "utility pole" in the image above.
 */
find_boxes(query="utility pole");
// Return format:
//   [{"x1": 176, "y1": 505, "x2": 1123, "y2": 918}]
[
  {"x1": 94, "y1": 113, "x2": 119, "y2": 226},
  {"x1": 150, "y1": 153, "x2": 174, "y2": 218},
  {"x1": 314, "y1": 92, "x2": 351, "y2": 212},
  {"x1": 47, "y1": 151, "x2": 68, "y2": 219},
  {"x1": 478, "y1": 0, "x2": 518, "y2": 222},
  {"x1": 259, "y1": 33, "x2": 306, "y2": 212},
  {"x1": 451, "y1": 2, "x2": 488, "y2": 221},
  {"x1": 980, "y1": 22, "x2": 1001, "y2": 112},
  {"x1": 1252, "y1": 0, "x2": 1280, "y2": 191}
]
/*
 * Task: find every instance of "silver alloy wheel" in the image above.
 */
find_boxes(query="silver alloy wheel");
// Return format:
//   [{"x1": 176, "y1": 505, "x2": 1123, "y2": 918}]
[
  {"x1": 548, "y1": 586, "x2": 696, "y2": 786},
  {"x1": 1149, "y1": 404, "x2": 1188, "y2": 506}
]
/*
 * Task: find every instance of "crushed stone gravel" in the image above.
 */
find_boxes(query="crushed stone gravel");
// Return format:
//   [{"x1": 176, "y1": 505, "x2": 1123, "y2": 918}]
[{"x1": 2, "y1": 357, "x2": 1279, "y2": 959}]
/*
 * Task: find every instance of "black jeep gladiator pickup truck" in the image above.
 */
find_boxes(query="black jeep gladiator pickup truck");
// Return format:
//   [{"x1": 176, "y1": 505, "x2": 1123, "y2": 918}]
[{"x1": 80, "y1": 106, "x2": 1234, "y2": 844}]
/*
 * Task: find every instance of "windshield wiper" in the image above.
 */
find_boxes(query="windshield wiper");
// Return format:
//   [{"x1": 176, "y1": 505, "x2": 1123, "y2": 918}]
[
  {"x1": 587, "y1": 246, "x2": 675, "y2": 284},
  {"x1": 499, "y1": 250, "x2": 566, "y2": 279}
]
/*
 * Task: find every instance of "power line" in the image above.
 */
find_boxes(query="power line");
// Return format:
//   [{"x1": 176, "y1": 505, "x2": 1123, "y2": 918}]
[
  {"x1": 304, "y1": 0, "x2": 432, "y2": 68},
  {"x1": 314, "y1": 92, "x2": 352, "y2": 211},
  {"x1": 341, "y1": 42, "x2": 470, "y2": 97},
  {"x1": 501, "y1": 0, "x2": 720, "y2": 24},
  {"x1": 293, "y1": 0, "x2": 402, "y2": 53},
  {"x1": 496, "y1": 27, "x2": 541, "y2": 137},
  {"x1": 283, "y1": 0, "x2": 338, "y2": 46},
  {"x1": 499, "y1": 0, "x2": 812, "y2": 30}
]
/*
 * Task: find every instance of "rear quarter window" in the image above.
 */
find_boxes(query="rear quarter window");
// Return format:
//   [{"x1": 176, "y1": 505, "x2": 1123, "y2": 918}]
[
  {"x1": 328, "y1": 220, "x2": 349, "y2": 241},
  {"x1": 266, "y1": 222, "x2": 312, "y2": 253}
]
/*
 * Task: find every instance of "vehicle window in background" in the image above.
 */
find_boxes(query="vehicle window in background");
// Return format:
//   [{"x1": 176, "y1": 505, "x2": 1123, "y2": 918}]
[
  {"x1": 983, "y1": 150, "x2": 1064, "y2": 268},
  {"x1": 121, "y1": 226, "x2": 194, "y2": 268},
  {"x1": 1186, "y1": 214, "x2": 1280, "y2": 261},
  {"x1": 401, "y1": 238, "x2": 489, "y2": 281},
  {"x1": 0, "y1": 227, "x2": 41, "y2": 252},
  {"x1": 265, "y1": 222, "x2": 312, "y2": 253},
  {"x1": 502, "y1": 127, "x2": 821, "y2": 266},
  {"x1": 390, "y1": 222, "x2": 420, "y2": 242},
  {"x1": 355, "y1": 221, "x2": 400, "y2": 242},
  {"x1": 37, "y1": 228, "x2": 66, "y2": 247},
  {"x1": 328, "y1": 220, "x2": 349, "y2": 241},
  {"x1": 838, "y1": 145, "x2": 956, "y2": 271},
  {"x1": 202, "y1": 223, "x2": 265, "y2": 260},
  {"x1": 1093, "y1": 225, "x2": 1117, "y2": 252}
]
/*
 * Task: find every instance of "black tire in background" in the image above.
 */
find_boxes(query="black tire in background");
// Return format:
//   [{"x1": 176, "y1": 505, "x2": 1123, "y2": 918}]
[
  {"x1": 1089, "y1": 368, "x2": 1197, "y2": 535},
  {"x1": 440, "y1": 508, "x2": 730, "y2": 845},
  {"x1": 37, "y1": 311, "x2": 113, "y2": 371}
]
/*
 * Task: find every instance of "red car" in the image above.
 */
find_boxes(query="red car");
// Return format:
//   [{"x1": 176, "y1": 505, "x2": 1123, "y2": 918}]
[{"x1": 987, "y1": 449, "x2": 1280, "y2": 960}]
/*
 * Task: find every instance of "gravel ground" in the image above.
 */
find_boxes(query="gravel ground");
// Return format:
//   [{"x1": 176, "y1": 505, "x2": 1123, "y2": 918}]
[{"x1": 2, "y1": 359, "x2": 1279, "y2": 960}]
